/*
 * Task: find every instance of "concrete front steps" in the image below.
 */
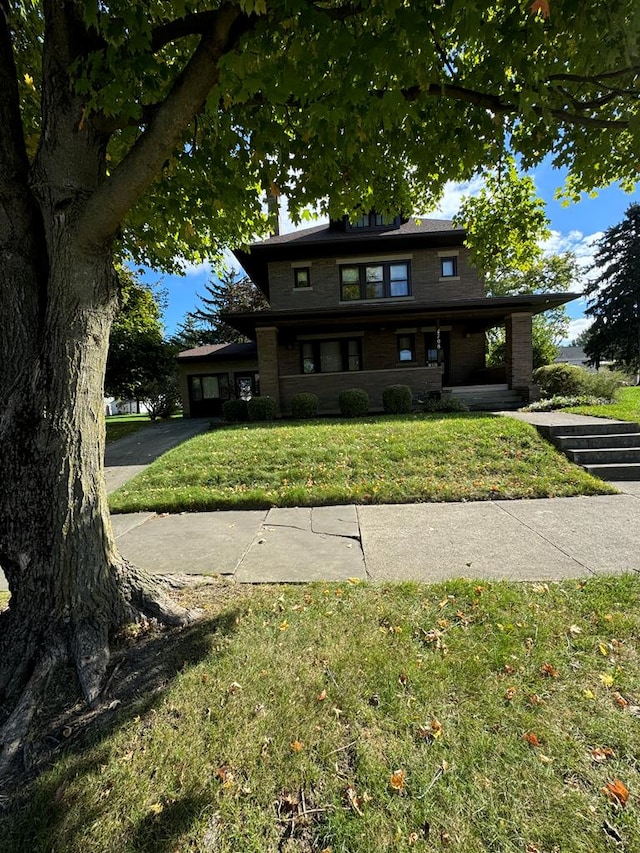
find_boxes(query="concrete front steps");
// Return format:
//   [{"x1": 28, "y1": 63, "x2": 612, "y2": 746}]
[
  {"x1": 445, "y1": 384, "x2": 524, "y2": 411},
  {"x1": 539, "y1": 421, "x2": 640, "y2": 481}
]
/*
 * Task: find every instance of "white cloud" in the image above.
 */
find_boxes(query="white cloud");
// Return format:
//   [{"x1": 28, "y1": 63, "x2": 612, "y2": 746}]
[
  {"x1": 176, "y1": 258, "x2": 213, "y2": 277},
  {"x1": 433, "y1": 176, "x2": 485, "y2": 218},
  {"x1": 559, "y1": 317, "x2": 593, "y2": 346}
]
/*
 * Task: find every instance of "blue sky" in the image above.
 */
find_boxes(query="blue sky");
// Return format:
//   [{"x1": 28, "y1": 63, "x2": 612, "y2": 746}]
[{"x1": 147, "y1": 163, "x2": 639, "y2": 344}]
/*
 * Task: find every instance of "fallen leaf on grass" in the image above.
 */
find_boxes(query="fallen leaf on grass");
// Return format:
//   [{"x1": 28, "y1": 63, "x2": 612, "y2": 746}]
[
  {"x1": 612, "y1": 691, "x2": 628, "y2": 708},
  {"x1": 347, "y1": 577, "x2": 361, "y2": 585},
  {"x1": 568, "y1": 624, "x2": 582, "y2": 637},
  {"x1": 540, "y1": 663, "x2": 559, "y2": 678},
  {"x1": 390, "y1": 769, "x2": 406, "y2": 791},
  {"x1": 290, "y1": 740, "x2": 304, "y2": 753},
  {"x1": 317, "y1": 689, "x2": 327, "y2": 701},
  {"x1": 600, "y1": 673, "x2": 615, "y2": 687},
  {"x1": 504, "y1": 687, "x2": 517, "y2": 701},
  {"x1": 345, "y1": 785, "x2": 364, "y2": 815},
  {"x1": 592, "y1": 747, "x2": 615, "y2": 762},
  {"x1": 523, "y1": 731, "x2": 541, "y2": 747},
  {"x1": 603, "y1": 779, "x2": 629, "y2": 807},
  {"x1": 149, "y1": 802, "x2": 164, "y2": 815},
  {"x1": 528, "y1": 693, "x2": 542, "y2": 706}
]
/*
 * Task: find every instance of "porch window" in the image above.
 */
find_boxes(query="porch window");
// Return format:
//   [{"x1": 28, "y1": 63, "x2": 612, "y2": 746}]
[
  {"x1": 301, "y1": 339, "x2": 362, "y2": 373},
  {"x1": 397, "y1": 334, "x2": 415, "y2": 362},
  {"x1": 340, "y1": 261, "x2": 410, "y2": 301},
  {"x1": 425, "y1": 332, "x2": 440, "y2": 367},
  {"x1": 189, "y1": 373, "x2": 230, "y2": 401}
]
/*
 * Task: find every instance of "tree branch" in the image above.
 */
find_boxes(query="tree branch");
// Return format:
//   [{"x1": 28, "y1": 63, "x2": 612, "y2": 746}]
[{"x1": 76, "y1": 4, "x2": 253, "y2": 251}]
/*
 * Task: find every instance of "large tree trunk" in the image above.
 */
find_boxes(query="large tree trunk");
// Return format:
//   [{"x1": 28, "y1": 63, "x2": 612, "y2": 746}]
[{"x1": 0, "y1": 240, "x2": 193, "y2": 767}]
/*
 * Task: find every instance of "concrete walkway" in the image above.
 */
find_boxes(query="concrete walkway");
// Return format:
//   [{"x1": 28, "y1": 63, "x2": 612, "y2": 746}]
[
  {"x1": 4, "y1": 413, "x2": 640, "y2": 592},
  {"x1": 107, "y1": 409, "x2": 640, "y2": 585}
]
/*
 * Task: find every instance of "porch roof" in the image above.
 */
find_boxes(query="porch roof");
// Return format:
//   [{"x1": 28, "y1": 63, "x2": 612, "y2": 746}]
[{"x1": 222, "y1": 292, "x2": 579, "y2": 340}]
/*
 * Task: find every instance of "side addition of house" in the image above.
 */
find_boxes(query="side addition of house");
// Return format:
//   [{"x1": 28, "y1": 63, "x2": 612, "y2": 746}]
[{"x1": 177, "y1": 215, "x2": 576, "y2": 417}]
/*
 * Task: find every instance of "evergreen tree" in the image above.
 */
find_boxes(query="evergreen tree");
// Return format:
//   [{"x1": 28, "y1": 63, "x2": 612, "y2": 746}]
[
  {"x1": 170, "y1": 315, "x2": 219, "y2": 351},
  {"x1": 583, "y1": 205, "x2": 640, "y2": 375},
  {"x1": 189, "y1": 269, "x2": 268, "y2": 344}
]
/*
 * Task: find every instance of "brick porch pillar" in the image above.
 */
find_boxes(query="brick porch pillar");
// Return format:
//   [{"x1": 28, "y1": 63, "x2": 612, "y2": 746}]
[
  {"x1": 255, "y1": 326, "x2": 281, "y2": 413},
  {"x1": 505, "y1": 312, "x2": 534, "y2": 392}
]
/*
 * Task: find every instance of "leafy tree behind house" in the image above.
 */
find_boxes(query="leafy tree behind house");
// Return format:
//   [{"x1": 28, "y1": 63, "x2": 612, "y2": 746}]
[
  {"x1": 583, "y1": 204, "x2": 640, "y2": 377},
  {"x1": 457, "y1": 165, "x2": 576, "y2": 367},
  {"x1": 2, "y1": 1, "x2": 640, "y2": 767},
  {"x1": 188, "y1": 268, "x2": 268, "y2": 344}
]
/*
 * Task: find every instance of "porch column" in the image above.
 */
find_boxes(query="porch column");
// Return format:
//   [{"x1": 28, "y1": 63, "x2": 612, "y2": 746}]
[
  {"x1": 505, "y1": 312, "x2": 534, "y2": 391},
  {"x1": 255, "y1": 326, "x2": 281, "y2": 413}
]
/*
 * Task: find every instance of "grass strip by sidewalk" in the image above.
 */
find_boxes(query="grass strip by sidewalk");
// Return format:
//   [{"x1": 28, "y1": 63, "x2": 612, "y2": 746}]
[
  {"x1": 566, "y1": 387, "x2": 640, "y2": 423},
  {"x1": 109, "y1": 413, "x2": 614, "y2": 513},
  {"x1": 6, "y1": 576, "x2": 640, "y2": 852}
]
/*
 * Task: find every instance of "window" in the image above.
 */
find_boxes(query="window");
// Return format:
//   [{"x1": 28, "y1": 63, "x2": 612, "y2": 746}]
[
  {"x1": 397, "y1": 334, "x2": 415, "y2": 363},
  {"x1": 189, "y1": 373, "x2": 230, "y2": 401},
  {"x1": 424, "y1": 332, "x2": 440, "y2": 366},
  {"x1": 294, "y1": 267, "x2": 311, "y2": 288},
  {"x1": 340, "y1": 261, "x2": 410, "y2": 301},
  {"x1": 301, "y1": 339, "x2": 362, "y2": 373},
  {"x1": 346, "y1": 212, "x2": 402, "y2": 229},
  {"x1": 440, "y1": 257, "x2": 457, "y2": 277}
]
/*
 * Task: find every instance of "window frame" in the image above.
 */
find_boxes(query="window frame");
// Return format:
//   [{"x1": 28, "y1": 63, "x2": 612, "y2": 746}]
[
  {"x1": 397, "y1": 333, "x2": 416, "y2": 363},
  {"x1": 293, "y1": 267, "x2": 311, "y2": 289},
  {"x1": 188, "y1": 372, "x2": 231, "y2": 402},
  {"x1": 300, "y1": 338, "x2": 362, "y2": 374},
  {"x1": 440, "y1": 256, "x2": 458, "y2": 278},
  {"x1": 339, "y1": 260, "x2": 411, "y2": 302}
]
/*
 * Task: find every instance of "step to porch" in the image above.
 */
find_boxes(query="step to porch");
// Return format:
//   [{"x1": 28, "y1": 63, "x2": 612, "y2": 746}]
[
  {"x1": 538, "y1": 421, "x2": 640, "y2": 481},
  {"x1": 444, "y1": 384, "x2": 524, "y2": 411}
]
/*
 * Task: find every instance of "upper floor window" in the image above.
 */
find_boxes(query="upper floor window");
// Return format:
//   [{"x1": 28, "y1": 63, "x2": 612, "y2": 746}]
[
  {"x1": 340, "y1": 261, "x2": 410, "y2": 301},
  {"x1": 440, "y1": 257, "x2": 458, "y2": 277},
  {"x1": 294, "y1": 267, "x2": 311, "y2": 289},
  {"x1": 347, "y1": 212, "x2": 402, "y2": 229}
]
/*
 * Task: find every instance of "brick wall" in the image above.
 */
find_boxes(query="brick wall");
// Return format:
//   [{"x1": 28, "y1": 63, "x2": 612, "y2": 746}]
[
  {"x1": 505, "y1": 313, "x2": 533, "y2": 390},
  {"x1": 178, "y1": 357, "x2": 259, "y2": 416},
  {"x1": 279, "y1": 367, "x2": 443, "y2": 415},
  {"x1": 268, "y1": 246, "x2": 484, "y2": 311},
  {"x1": 255, "y1": 326, "x2": 281, "y2": 409}
]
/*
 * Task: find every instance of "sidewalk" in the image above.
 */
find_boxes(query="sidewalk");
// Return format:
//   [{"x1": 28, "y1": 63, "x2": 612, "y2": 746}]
[
  {"x1": 4, "y1": 414, "x2": 640, "y2": 592},
  {"x1": 109, "y1": 410, "x2": 640, "y2": 584}
]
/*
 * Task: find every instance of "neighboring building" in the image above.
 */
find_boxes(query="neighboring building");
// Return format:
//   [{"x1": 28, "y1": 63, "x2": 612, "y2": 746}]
[
  {"x1": 554, "y1": 346, "x2": 590, "y2": 368},
  {"x1": 177, "y1": 216, "x2": 577, "y2": 417}
]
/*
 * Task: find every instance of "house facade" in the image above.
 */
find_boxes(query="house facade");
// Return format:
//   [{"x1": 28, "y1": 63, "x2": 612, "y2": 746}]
[{"x1": 178, "y1": 217, "x2": 576, "y2": 417}]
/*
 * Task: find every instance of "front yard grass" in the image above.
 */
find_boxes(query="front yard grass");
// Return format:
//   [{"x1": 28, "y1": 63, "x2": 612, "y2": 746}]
[
  {"x1": 5, "y1": 576, "x2": 640, "y2": 852},
  {"x1": 109, "y1": 413, "x2": 613, "y2": 514},
  {"x1": 566, "y1": 386, "x2": 640, "y2": 422}
]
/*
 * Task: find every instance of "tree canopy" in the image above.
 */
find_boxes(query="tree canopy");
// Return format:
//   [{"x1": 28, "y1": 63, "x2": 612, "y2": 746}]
[
  {"x1": 10, "y1": 0, "x2": 640, "y2": 275},
  {"x1": 583, "y1": 203, "x2": 640, "y2": 374}
]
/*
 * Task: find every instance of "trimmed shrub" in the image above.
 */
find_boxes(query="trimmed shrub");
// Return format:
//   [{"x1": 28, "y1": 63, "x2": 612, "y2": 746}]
[
  {"x1": 382, "y1": 384, "x2": 413, "y2": 415},
  {"x1": 222, "y1": 399, "x2": 248, "y2": 422},
  {"x1": 291, "y1": 392, "x2": 319, "y2": 420},
  {"x1": 420, "y1": 394, "x2": 469, "y2": 413},
  {"x1": 338, "y1": 388, "x2": 369, "y2": 418},
  {"x1": 534, "y1": 363, "x2": 623, "y2": 402},
  {"x1": 247, "y1": 395, "x2": 277, "y2": 421}
]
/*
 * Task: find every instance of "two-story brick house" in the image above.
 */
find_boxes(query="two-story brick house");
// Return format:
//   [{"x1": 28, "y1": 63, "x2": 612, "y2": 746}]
[{"x1": 177, "y1": 216, "x2": 575, "y2": 417}]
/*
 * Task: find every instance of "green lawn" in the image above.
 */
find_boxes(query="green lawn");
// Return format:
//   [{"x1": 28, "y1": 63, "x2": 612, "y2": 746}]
[
  {"x1": 566, "y1": 386, "x2": 640, "y2": 422},
  {"x1": 5, "y1": 576, "x2": 640, "y2": 852},
  {"x1": 109, "y1": 413, "x2": 613, "y2": 514}
]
